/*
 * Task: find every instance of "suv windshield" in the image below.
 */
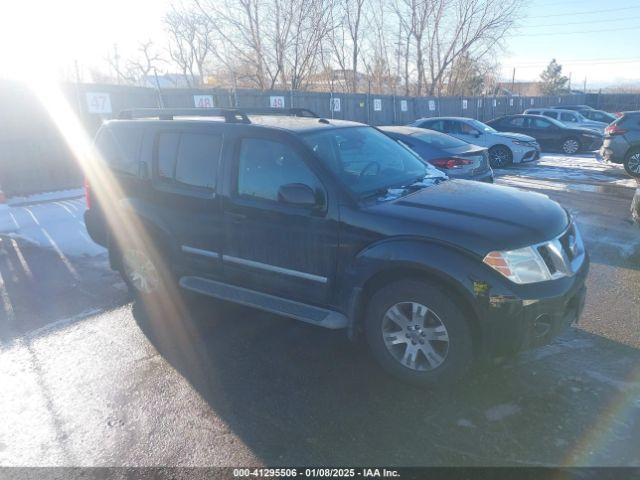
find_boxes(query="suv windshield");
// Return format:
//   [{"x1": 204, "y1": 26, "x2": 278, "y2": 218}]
[{"x1": 302, "y1": 126, "x2": 443, "y2": 196}]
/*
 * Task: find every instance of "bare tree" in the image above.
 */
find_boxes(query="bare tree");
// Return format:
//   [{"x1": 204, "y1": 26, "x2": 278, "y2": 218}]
[
  {"x1": 327, "y1": 0, "x2": 366, "y2": 92},
  {"x1": 126, "y1": 41, "x2": 165, "y2": 86},
  {"x1": 425, "y1": 0, "x2": 521, "y2": 95},
  {"x1": 165, "y1": 6, "x2": 215, "y2": 87}
]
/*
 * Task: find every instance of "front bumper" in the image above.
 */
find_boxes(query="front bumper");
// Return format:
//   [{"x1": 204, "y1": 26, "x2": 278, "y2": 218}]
[
  {"x1": 477, "y1": 253, "x2": 590, "y2": 359},
  {"x1": 513, "y1": 145, "x2": 540, "y2": 163}
]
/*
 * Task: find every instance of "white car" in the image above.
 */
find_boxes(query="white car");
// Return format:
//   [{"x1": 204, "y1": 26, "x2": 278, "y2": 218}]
[
  {"x1": 0, "y1": 188, "x2": 17, "y2": 233},
  {"x1": 409, "y1": 116, "x2": 540, "y2": 168},
  {"x1": 524, "y1": 108, "x2": 607, "y2": 133}
]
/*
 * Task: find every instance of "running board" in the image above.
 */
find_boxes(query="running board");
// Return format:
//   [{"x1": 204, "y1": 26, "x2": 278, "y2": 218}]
[{"x1": 179, "y1": 276, "x2": 348, "y2": 329}]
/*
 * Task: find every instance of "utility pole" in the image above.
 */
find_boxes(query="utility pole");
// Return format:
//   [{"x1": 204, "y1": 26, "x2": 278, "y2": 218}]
[
  {"x1": 568, "y1": 72, "x2": 572, "y2": 92},
  {"x1": 511, "y1": 67, "x2": 516, "y2": 93},
  {"x1": 113, "y1": 44, "x2": 121, "y2": 84}
]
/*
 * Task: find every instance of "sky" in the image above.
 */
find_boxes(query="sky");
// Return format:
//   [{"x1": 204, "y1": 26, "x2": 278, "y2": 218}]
[{"x1": 0, "y1": 0, "x2": 639, "y2": 88}]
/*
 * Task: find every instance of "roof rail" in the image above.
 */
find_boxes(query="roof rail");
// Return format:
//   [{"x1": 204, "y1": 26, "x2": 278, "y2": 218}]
[
  {"x1": 237, "y1": 107, "x2": 319, "y2": 118},
  {"x1": 118, "y1": 108, "x2": 251, "y2": 123}
]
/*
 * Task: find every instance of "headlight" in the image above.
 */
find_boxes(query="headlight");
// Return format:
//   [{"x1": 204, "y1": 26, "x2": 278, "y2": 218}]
[
  {"x1": 483, "y1": 246, "x2": 552, "y2": 284},
  {"x1": 512, "y1": 140, "x2": 532, "y2": 146}
]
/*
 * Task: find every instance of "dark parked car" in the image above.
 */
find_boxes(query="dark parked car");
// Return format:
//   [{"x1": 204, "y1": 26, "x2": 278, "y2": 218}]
[
  {"x1": 580, "y1": 109, "x2": 616, "y2": 125},
  {"x1": 487, "y1": 114, "x2": 603, "y2": 154},
  {"x1": 599, "y1": 111, "x2": 640, "y2": 176},
  {"x1": 85, "y1": 108, "x2": 589, "y2": 387},
  {"x1": 379, "y1": 126, "x2": 493, "y2": 182}
]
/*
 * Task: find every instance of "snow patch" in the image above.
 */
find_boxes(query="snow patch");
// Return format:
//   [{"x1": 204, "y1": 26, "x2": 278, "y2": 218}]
[
  {"x1": 7, "y1": 198, "x2": 105, "y2": 258},
  {"x1": 7, "y1": 188, "x2": 84, "y2": 206},
  {"x1": 584, "y1": 370, "x2": 637, "y2": 392},
  {"x1": 456, "y1": 418, "x2": 475, "y2": 428},
  {"x1": 484, "y1": 403, "x2": 521, "y2": 422},
  {"x1": 496, "y1": 153, "x2": 636, "y2": 188}
]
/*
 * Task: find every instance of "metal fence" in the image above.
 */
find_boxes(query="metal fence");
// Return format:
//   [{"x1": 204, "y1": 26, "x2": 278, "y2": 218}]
[{"x1": 2, "y1": 79, "x2": 638, "y2": 197}]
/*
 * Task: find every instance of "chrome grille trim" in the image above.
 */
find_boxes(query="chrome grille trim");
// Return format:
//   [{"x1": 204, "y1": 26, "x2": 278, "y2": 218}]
[{"x1": 534, "y1": 222, "x2": 585, "y2": 279}]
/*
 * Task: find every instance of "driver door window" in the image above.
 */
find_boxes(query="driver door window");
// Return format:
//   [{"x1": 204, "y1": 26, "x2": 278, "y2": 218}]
[
  {"x1": 560, "y1": 112, "x2": 577, "y2": 123},
  {"x1": 237, "y1": 138, "x2": 322, "y2": 205}
]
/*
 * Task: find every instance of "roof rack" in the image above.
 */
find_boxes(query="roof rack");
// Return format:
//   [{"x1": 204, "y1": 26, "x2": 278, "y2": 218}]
[
  {"x1": 240, "y1": 107, "x2": 319, "y2": 118},
  {"x1": 118, "y1": 107, "x2": 319, "y2": 122},
  {"x1": 118, "y1": 108, "x2": 251, "y2": 123}
]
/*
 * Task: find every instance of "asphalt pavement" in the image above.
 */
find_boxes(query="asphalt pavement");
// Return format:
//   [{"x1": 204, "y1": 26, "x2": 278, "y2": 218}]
[{"x1": 1, "y1": 154, "x2": 639, "y2": 467}]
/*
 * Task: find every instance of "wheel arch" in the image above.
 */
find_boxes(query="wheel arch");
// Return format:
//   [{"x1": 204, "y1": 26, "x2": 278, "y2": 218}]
[
  {"x1": 107, "y1": 201, "x2": 177, "y2": 271},
  {"x1": 345, "y1": 239, "x2": 485, "y2": 356}
]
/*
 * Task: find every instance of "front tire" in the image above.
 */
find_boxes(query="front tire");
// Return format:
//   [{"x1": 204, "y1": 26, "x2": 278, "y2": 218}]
[
  {"x1": 623, "y1": 148, "x2": 640, "y2": 177},
  {"x1": 488, "y1": 145, "x2": 513, "y2": 168},
  {"x1": 561, "y1": 137, "x2": 580, "y2": 155},
  {"x1": 365, "y1": 280, "x2": 473, "y2": 387}
]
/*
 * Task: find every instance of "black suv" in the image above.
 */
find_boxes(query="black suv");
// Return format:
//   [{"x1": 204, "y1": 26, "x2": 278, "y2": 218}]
[{"x1": 85, "y1": 108, "x2": 589, "y2": 386}]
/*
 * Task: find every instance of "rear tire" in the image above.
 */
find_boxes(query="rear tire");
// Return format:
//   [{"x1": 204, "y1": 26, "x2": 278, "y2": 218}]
[
  {"x1": 365, "y1": 280, "x2": 473, "y2": 387},
  {"x1": 561, "y1": 137, "x2": 580, "y2": 155},
  {"x1": 488, "y1": 145, "x2": 513, "y2": 168},
  {"x1": 117, "y1": 237, "x2": 174, "y2": 301},
  {"x1": 623, "y1": 148, "x2": 640, "y2": 177}
]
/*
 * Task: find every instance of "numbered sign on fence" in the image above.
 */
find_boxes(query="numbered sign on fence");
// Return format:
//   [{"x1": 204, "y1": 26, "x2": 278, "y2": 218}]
[
  {"x1": 194, "y1": 95, "x2": 214, "y2": 108},
  {"x1": 509, "y1": 98, "x2": 514, "y2": 107},
  {"x1": 373, "y1": 99, "x2": 382, "y2": 111},
  {"x1": 86, "y1": 93, "x2": 112, "y2": 114},
  {"x1": 462, "y1": 99, "x2": 468, "y2": 110},
  {"x1": 270, "y1": 96, "x2": 285, "y2": 108},
  {"x1": 400, "y1": 100, "x2": 408, "y2": 112},
  {"x1": 428, "y1": 100, "x2": 436, "y2": 111},
  {"x1": 530, "y1": 98, "x2": 535, "y2": 105},
  {"x1": 332, "y1": 97, "x2": 341, "y2": 112}
]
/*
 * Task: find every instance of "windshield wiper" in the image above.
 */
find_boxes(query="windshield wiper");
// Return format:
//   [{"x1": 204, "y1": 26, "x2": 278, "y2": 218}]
[{"x1": 359, "y1": 187, "x2": 390, "y2": 201}]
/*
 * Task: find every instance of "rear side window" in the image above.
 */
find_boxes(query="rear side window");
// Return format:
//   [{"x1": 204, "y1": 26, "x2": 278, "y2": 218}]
[
  {"x1": 506, "y1": 117, "x2": 525, "y2": 127},
  {"x1": 560, "y1": 112, "x2": 577, "y2": 122},
  {"x1": 156, "y1": 132, "x2": 221, "y2": 190},
  {"x1": 543, "y1": 111, "x2": 558, "y2": 119},
  {"x1": 422, "y1": 120, "x2": 443, "y2": 132},
  {"x1": 528, "y1": 110, "x2": 540, "y2": 115},
  {"x1": 95, "y1": 124, "x2": 144, "y2": 175},
  {"x1": 531, "y1": 118, "x2": 553, "y2": 129}
]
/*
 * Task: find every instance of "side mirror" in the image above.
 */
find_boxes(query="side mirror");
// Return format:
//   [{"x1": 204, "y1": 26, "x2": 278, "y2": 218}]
[{"x1": 277, "y1": 183, "x2": 317, "y2": 208}]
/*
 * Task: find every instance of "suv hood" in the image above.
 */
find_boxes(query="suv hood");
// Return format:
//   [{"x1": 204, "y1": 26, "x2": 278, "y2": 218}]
[
  {"x1": 366, "y1": 180, "x2": 569, "y2": 256},
  {"x1": 493, "y1": 131, "x2": 536, "y2": 143}
]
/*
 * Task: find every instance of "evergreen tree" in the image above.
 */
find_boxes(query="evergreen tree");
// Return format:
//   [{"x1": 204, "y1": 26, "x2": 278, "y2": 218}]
[{"x1": 540, "y1": 59, "x2": 569, "y2": 95}]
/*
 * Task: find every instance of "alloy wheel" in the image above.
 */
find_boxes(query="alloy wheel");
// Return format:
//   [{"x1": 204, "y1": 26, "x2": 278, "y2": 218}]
[
  {"x1": 562, "y1": 139, "x2": 579, "y2": 154},
  {"x1": 490, "y1": 147, "x2": 510, "y2": 168},
  {"x1": 122, "y1": 248, "x2": 160, "y2": 294},
  {"x1": 627, "y1": 152, "x2": 640, "y2": 175},
  {"x1": 381, "y1": 301, "x2": 450, "y2": 371}
]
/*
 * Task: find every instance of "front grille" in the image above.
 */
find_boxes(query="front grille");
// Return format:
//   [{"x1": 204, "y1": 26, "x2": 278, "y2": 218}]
[
  {"x1": 558, "y1": 224, "x2": 576, "y2": 261},
  {"x1": 535, "y1": 222, "x2": 584, "y2": 279}
]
